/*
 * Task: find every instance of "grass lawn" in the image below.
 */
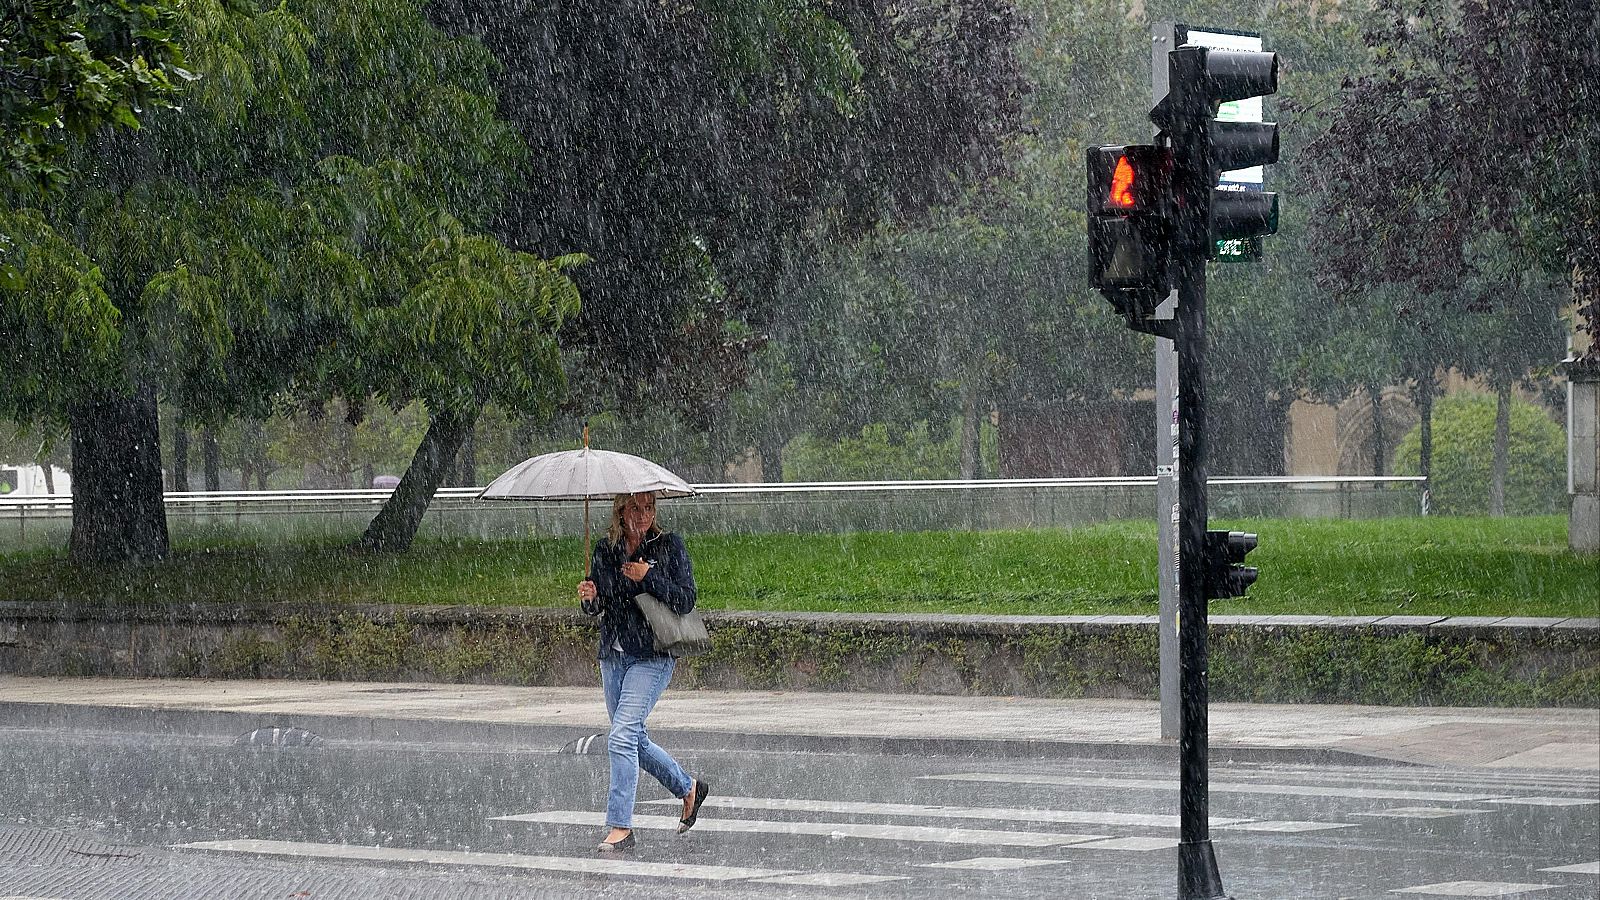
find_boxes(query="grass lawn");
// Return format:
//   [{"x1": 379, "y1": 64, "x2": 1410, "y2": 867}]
[{"x1": 1, "y1": 515, "x2": 1593, "y2": 618}]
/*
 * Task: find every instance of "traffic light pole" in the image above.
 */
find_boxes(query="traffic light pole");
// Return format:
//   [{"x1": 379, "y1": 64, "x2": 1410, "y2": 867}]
[
  {"x1": 1152, "y1": 23, "x2": 1181, "y2": 744},
  {"x1": 1174, "y1": 247, "x2": 1227, "y2": 900},
  {"x1": 1167, "y1": 40, "x2": 1228, "y2": 900},
  {"x1": 1092, "y1": 35, "x2": 1275, "y2": 898}
]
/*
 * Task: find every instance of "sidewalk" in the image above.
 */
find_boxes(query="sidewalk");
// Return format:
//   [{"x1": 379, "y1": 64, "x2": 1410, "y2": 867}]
[{"x1": 1, "y1": 675, "x2": 1595, "y2": 771}]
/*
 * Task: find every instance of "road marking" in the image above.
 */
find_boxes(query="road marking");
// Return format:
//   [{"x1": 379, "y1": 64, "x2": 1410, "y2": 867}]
[
  {"x1": 923, "y1": 857, "x2": 1069, "y2": 871},
  {"x1": 1351, "y1": 807, "x2": 1491, "y2": 819},
  {"x1": 640, "y1": 795, "x2": 1253, "y2": 828},
  {"x1": 923, "y1": 772, "x2": 1510, "y2": 802},
  {"x1": 1216, "y1": 766, "x2": 1600, "y2": 793},
  {"x1": 1215, "y1": 820, "x2": 1355, "y2": 833},
  {"x1": 1389, "y1": 881, "x2": 1555, "y2": 896},
  {"x1": 1069, "y1": 836, "x2": 1178, "y2": 851},
  {"x1": 493, "y1": 811, "x2": 1106, "y2": 848},
  {"x1": 1482, "y1": 797, "x2": 1599, "y2": 807},
  {"x1": 748, "y1": 874, "x2": 909, "y2": 886},
  {"x1": 173, "y1": 839, "x2": 792, "y2": 881},
  {"x1": 1538, "y1": 861, "x2": 1600, "y2": 874}
]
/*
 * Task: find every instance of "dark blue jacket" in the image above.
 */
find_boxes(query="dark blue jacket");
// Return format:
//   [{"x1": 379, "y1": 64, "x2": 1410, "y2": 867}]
[{"x1": 581, "y1": 530, "x2": 697, "y2": 658}]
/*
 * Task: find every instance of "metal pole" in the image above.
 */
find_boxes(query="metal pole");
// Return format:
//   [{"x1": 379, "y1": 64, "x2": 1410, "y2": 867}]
[
  {"x1": 1175, "y1": 248, "x2": 1226, "y2": 900},
  {"x1": 1161, "y1": 39, "x2": 1228, "y2": 900},
  {"x1": 1152, "y1": 23, "x2": 1181, "y2": 742}
]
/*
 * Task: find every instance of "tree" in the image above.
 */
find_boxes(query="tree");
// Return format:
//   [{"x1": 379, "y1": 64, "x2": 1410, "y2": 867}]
[
  {"x1": 332, "y1": 202, "x2": 584, "y2": 552},
  {"x1": 1451, "y1": 237, "x2": 1570, "y2": 515},
  {"x1": 2, "y1": 0, "x2": 559, "y2": 562},
  {"x1": 426, "y1": 0, "x2": 1028, "y2": 442},
  {"x1": 709, "y1": 0, "x2": 1147, "y2": 481},
  {"x1": 1301, "y1": 0, "x2": 1598, "y2": 357},
  {"x1": 1393, "y1": 392, "x2": 1567, "y2": 516},
  {"x1": 1, "y1": 0, "x2": 199, "y2": 195}
]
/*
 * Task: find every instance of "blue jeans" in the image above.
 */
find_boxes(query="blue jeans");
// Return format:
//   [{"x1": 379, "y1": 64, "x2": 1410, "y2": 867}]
[{"x1": 600, "y1": 650, "x2": 693, "y2": 829}]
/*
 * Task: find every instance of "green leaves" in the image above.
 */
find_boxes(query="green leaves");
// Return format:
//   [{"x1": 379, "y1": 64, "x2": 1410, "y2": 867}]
[
  {"x1": 1393, "y1": 392, "x2": 1568, "y2": 516},
  {"x1": 2, "y1": 0, "x2": 194, "y2": 194},
  {"x1": 0, "y1": 207, "x2": 122, "y2": 419}
]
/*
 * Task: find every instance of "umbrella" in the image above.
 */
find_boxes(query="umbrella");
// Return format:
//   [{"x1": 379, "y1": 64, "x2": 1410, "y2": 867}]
[{"x1": 478, "y1": 429, "x2": 695, "y2": 576}]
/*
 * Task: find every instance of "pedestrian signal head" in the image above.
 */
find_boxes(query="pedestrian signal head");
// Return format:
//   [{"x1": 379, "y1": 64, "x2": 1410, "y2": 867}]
[
  {"x1": 1110, "y1": 156, "x2": 1138, "y2": 208},
  {"x1": 1086, "y1": 144, "x2": 1173, "y2": 336}
]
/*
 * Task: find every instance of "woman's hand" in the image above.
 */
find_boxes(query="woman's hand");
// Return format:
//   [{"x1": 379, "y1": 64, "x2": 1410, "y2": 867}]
[
  {"x1": 621, "y1": 561, "x2": 651, "y2": 583},
  {"x1": 578, "y1": 580, "x2": 597, "y2": 602}
]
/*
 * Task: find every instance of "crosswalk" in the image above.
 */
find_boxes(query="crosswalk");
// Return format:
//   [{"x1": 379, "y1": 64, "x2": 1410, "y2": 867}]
[{"x1": 172, "y1": 762, "x2": 1600, "y2": 896}]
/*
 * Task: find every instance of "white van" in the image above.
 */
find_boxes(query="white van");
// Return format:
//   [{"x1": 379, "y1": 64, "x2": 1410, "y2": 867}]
[{"x1": 0, "y1": 464, "x2": 71, "y2": 497}]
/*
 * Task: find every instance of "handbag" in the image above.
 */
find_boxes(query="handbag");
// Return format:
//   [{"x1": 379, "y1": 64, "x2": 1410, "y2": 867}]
[{"x1": 634, "y1": 592, "x2": 711, "y2": 657}]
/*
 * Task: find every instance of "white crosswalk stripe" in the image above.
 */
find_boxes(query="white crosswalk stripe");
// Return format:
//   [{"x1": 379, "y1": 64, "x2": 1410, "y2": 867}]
[
  {"x1": 1352, "y1": 807, "x2": 1493, "y2": 819},
  {"x1": 1483, "y1": 797, "x2": 1599, "y2": 807},
  {"x1": 1389, "y1": 881, "x2": 1557, "y2": 896},
  {"x1": 639, "y1": 795, "x2": 1254, "y2": 828},
  {"x1": 923, "y1": 857, "x2": 1068, "y2": 871},
  {"x1": 493, "y1": 810, "x2": 1108, "y2": 847},
  {"x1": 1537, "y1": 862, "x2": 1600, "y2": 875},
  {"x1": 1215, "y1": 820, "x2": 1355, "y2": 833},
  {"x1": 923, "y1": 772, "x2": 1514, "y2": 802},
  {"x1": 749, "y1": 873, "x2": 910, "y2": 886},
  {"x1": 174, "y1": 839, "x2": 795, "y2": 881},
  {"x1": 1215, "y1": 766, "x2": 1600, "y2": 794}
]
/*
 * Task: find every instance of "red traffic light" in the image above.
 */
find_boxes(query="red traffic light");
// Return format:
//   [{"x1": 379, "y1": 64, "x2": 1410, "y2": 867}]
[
  {"x1": 1110, "y1": 155, "x2": 1138, "y2": 208},
  {"x1": 1089, "y1": 144, "x2": 1168, "y2": 214}
]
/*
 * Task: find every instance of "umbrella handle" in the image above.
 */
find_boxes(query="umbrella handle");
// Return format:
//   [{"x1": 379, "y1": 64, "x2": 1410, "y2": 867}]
[{"x1": 583, "y1": 425, "x2": 591, "y2": 579}]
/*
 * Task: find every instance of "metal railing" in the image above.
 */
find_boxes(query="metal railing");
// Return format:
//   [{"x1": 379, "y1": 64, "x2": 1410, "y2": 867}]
[{"x1": 1, "y1": 475, "x2": 1425, "y2": 550}]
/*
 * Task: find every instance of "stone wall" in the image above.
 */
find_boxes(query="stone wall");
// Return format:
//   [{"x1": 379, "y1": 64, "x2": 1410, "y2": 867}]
[{"x1": 0, "y1": 603, "x2": 1594, "y2": 707}]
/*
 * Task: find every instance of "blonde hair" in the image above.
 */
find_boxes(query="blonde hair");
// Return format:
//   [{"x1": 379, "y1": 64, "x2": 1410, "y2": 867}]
[{"x1": 606, "y1": 492, "x2": 661, "y2": 546}]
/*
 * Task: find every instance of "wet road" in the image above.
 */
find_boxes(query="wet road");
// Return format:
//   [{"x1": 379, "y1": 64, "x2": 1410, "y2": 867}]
[{"x1": 0, "y1": 727, "x2": 1596, "y2": 899}]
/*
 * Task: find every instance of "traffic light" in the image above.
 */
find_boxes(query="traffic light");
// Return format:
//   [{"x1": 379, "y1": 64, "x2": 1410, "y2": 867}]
[
  {"x1": 1204, "y1": 529, "x2": 1258, "y2": 598},
  {"x1": 1152, "y1": 46, "x2": 1279, "y2": 260},
  {"x1": 1086, "y1": 143, "x2": 1174, "y2": 336}
]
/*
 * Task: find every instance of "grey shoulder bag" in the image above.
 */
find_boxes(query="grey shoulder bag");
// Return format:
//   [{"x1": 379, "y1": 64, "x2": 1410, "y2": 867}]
[{"x1": 634, "y1": 592, "x2": 711, "y2": 658}]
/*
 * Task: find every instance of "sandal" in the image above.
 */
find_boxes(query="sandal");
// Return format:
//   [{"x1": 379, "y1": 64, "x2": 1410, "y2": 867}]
[
  {"x1": 678, "y1": 779, "x2": 711, "y2": 834},
  {"x1": 596, "y1": 829, "x2": 635, "y2": 853}
]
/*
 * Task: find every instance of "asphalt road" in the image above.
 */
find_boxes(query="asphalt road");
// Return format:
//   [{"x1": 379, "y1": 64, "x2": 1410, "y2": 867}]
[{"x1": 0, "y1": 726, "x2": 1596, "y2": 899}]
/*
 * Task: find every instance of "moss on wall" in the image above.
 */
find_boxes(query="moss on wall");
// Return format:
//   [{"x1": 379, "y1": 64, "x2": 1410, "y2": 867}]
[{"x1": 1, "y1": 604, "x2": 1593, "y2": 707}]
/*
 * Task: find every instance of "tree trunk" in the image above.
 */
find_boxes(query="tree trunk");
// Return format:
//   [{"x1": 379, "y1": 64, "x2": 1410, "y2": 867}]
[
  {"x1": 357, "y1": 409, "x2": 473, "y2": 552},
  {"x1": 336, "y1": 417, "x2": 354, "y2": 489},
  {"x1": 757, "y1": 431, "x2": 785, "y2": 483},
  {"x1": 240, "y1": 419, "x2": 270, "y2": 490},
  {"x1": 67, "y1": 384, "x2": 170, "y2": 563},
  {"x1": 1491, "y1": 378, "x2": 1511, "y2": 516},
  {"x1": 1263, "y1": 393, "x2": 1292, "y2": 476},
  {"x1": 40, "y1": 456, "x2": 55, "y2": 494},
  {"x1": 959, "y1": 383, "x2": 981, "y2": 480},
  {"x1": 171, "y1": 422, "x2": 190, "y2": 492},
  {"x1": 458, "y1": 426, "x2": 477, "y2": 487},
  {"x1": 1368, "y1": 384, "x2": 1386, "y2": 477},
  {"x1": 361, "y1": 462, "x2": 375, "y2": 490},
  {"x1": 1416, "y1": 371, "x2": 1435, "y2": 514},
  {"x1": 202, "y1": 427, "x2": 221, "y2": 491}
]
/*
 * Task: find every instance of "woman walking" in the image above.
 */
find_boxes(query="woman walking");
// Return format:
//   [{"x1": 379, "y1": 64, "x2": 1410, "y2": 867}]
[{"x1": 577, "y1": 491, "x2": 710, "y2": 853}]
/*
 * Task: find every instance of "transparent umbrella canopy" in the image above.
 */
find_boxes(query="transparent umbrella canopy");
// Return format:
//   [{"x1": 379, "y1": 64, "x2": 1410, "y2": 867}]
[{"x1": 478, "y1": 436, "x2": 695, "y2": 575}]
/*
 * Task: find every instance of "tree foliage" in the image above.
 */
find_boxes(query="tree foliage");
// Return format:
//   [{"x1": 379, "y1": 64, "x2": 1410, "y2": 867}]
[
  {"x1": 0, "y1": 0, "x2": 203, "y2": 194},
  {"x1": 1300, "y1": 0, "x2": 1598, "y2": 355},
  {"x1": 2, "y1": 0, "x2": 575, "y2": 560},
  {"x1": 426, "y1": 0, "x2": 1029, "y2": 429},
  {"x1": 1393, "y1": 392, "x2": 1567, "y2": 516}
]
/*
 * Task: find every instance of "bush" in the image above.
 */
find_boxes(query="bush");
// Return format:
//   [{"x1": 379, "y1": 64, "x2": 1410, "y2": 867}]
[
  {"x1": 782, "y1": 419, "x2": 998, "y2": 481},
  {"x1": 1393, "y1": 391, "x2": 1566, "y2": 515}
]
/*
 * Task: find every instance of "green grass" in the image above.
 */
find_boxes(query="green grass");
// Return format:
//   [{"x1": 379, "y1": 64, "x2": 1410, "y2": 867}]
[{"x1": 1, "y1": 516, "x2": 1594, "y2": 618}]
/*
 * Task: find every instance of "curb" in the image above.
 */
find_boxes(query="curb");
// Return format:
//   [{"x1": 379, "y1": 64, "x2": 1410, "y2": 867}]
[{"x1": 0, "y1": 700, "x2": 1403, "y2": 769}]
